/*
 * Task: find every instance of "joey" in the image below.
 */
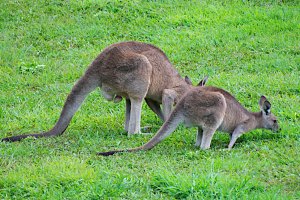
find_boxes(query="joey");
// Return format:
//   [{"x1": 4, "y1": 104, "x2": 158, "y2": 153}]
[{"x1": 98, "y1": 82, "x2": 279, "y2": 156}]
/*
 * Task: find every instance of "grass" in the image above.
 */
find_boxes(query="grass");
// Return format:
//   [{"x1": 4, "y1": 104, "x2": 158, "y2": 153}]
[{"x1": 0, "y1": 0, "x2": 299, "y2": 199}]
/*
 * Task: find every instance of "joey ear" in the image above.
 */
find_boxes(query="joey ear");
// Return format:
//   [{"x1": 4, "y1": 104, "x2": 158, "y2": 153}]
[
  {"x1": 263, "y1": 101, "x2": 271, "y2": 115},
  {"x1": 259, "y1": 96, "x2": 271, "y2": 115},
  {"x1": 185, "y1": 76, "x2": 193, "y2": 85},
  {"x1": 197, "y1": 76, "x2": 208, "y2": 86},
  {"x1": 259, "y1": 95, "x2": 267, "y2": 105}
]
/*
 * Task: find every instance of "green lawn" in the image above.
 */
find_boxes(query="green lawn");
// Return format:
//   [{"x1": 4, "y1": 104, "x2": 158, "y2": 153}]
[{"x1": 1, "y1": 0, "x2": 299, "y2": 199}]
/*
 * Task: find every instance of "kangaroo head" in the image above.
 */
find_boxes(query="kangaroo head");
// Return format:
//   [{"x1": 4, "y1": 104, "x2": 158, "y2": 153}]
[
  {"x1": 184, "y1": 76, "x2": 208, "y2": 86},
  {"x1": 259, "y1": 95, "x2": 279, "y2": 132}
]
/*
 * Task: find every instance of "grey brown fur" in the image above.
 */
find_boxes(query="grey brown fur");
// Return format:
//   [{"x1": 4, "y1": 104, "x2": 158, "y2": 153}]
[
  {"x1": 2, "y1": 41, "x2": 194, "y2": 142},
  {"x1": 98, "y1": 85, "x2": 279, "y2": 156}
]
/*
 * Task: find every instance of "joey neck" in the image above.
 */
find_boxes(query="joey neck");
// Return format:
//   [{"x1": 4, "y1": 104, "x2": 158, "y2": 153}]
[{"x1": 252, "y1": 111, "x2": 264, "y2": 129}]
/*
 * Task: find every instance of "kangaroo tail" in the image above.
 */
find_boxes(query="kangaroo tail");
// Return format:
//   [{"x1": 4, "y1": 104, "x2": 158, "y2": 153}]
[
  {"x1": 97, "y1": 108, "x2": 183, "y2": 156},
  {"x1": 2, "y1": 71, "x2": 100, "y2": 142}
]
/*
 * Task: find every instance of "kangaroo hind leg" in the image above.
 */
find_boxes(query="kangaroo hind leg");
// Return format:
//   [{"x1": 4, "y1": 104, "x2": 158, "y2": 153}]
[
  {"x1": 124, "y1": 99, "x2": 131, "y2": 132},
  {"x1": 124, "y1": 55, "x2": 152, "y2": 135},
  {"x1": 195, "y1": 127, "x2": 203, "y2": 147},
  {"x1": 200, "y1": 128, "x2": 217, "y2": 150},
  {"x1": 145, "y1": 98, "x2": 164, "y2": 121},
  {"x1": 128, "y1": 97, "x2": 143, "y2": 134}
]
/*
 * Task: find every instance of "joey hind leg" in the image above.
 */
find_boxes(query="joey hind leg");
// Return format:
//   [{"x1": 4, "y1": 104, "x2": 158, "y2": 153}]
[
  {"x1": 128, "y1": 98, "x2": 143, "y2": 134},
  {"x1": 145, "y1": 98, "x2": 164, "y2": 121},
  {"x1": 195, "y1": 127, "x2": 203, "y2": 147},
  {"x1": 228, "y1": 125, "x2": 245, "y2": 150},
  {"x1": 200, "y1": 128, "x2": 216, "y2": 150},
  {"x1": 162, "y1": 89, "x2": 178, "y2": 121}
]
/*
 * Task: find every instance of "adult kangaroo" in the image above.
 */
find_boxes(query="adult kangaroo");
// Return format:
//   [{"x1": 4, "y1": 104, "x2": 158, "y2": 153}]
[
  {"x1": 2, "y1": 41, "x2": 196, "y2": 142},
  {"x1": 98, "y1": 83, "x2": 279, "y2": 156}
]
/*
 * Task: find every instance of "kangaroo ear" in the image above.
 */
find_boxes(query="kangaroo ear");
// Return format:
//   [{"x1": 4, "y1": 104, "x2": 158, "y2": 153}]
[
  {"x1": 259, "y1": 96, "x2": 271, "y2": 115},
  {"x1": 185, "y1": 76, "x2": 193, "y2": 85},
  {"x1": 197, "y1": 76, "x2": 208, "y2": 86}
]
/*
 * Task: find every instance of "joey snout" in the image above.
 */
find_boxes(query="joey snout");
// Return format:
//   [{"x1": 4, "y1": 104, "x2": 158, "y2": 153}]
[
  {"x1": 273, "y1": 126, "x2": 281, "y2": 133},
  {"x1": 271, "y1": 121, "x2": 280, "y2": 133}
]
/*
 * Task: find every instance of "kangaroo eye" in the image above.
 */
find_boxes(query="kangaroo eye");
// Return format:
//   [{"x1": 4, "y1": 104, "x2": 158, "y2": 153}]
[{"x1": 273, "y1": 119, "x2": 277, "y2": 123}]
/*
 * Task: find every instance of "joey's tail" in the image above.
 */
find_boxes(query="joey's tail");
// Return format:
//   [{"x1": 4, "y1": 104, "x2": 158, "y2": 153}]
[
  {"x1": 2, "y1": 72, "x2": 100, "y2": 142},
  {"x1": 97, "y1": 108, "x2": 183, "y2": 156}
]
